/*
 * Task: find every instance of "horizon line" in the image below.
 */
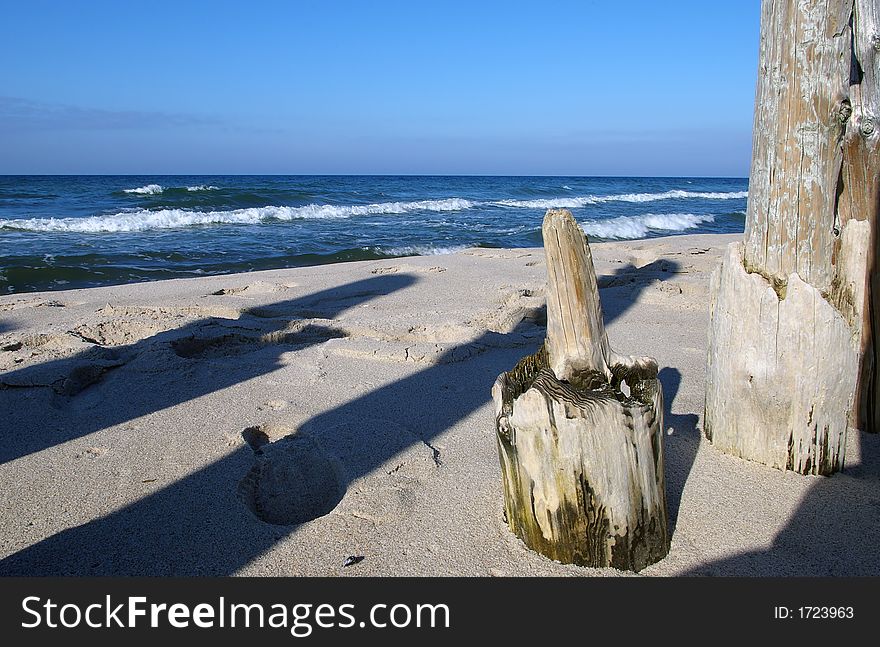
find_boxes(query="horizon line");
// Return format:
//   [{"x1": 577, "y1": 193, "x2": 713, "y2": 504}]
[{"x1": 0, "y1": 173, "x2": 750, "y2": 180}]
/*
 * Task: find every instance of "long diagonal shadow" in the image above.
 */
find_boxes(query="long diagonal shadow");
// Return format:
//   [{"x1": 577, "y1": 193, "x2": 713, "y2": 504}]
[
  {"x1": 0, "y1": 274, "x2": 417, "y2": 466},
  {"x1": 681, "y1": 428, "x2": 880, "y2": 576},
  {"x1": 658, "y1": 367, "x2": 699, "y2": 537},
  {"x1": 0, "y1": 259, "x2": 697, "y2": 575},
  {"x1": 0, "y1": 323, "x2": 542, "y2": 575}
]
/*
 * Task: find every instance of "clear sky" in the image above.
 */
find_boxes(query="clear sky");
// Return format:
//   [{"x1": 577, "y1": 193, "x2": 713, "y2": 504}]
[{"x1": 0, "y1": 0, "x2": 760, "y2": 176}]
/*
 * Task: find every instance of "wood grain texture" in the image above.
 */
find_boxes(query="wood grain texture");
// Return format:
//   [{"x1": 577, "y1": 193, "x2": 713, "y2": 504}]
[
  {"x1": 743, "y1": 0, "x2": 852, "y2": 293},
  {"x1": 706, "y1": 243, "x2": 857, "y2": 474},
  {"x1": 707, "y1": 0, "x2": 879, "y2": 475},
  {"x1": 492, "y1": 209, "x2": 669, "y2": 571},
  {"x1": 542, "y1": 208, "x2": 614, "y2": 387},
  {"x1": 846, "y1": 0, "x2": 880, "y2": 431}
]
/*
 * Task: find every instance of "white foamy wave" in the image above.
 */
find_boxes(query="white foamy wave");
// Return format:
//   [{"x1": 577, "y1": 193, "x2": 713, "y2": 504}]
[
  {"x1": 124, "y1": 184, "x2": 221, "y2": 194},
  {"x1": 580, "y1": 213, "x2": 715, "y2": 240},
  {"x1": 2, "y1": 209, "x2": 267, "y2": 233},
  {"x1": 382, "y1": 244, "x2": 469, "y2": 256},
  {"x1": 123, "y1": 184, "x2": 164, "y2": 195},
  {"x1": 606, "y1": 190, "x2": 748, "y2": 202},
  {"x1": 494, "y1": 196, "x2": 599, "y2": 209},
  {"x1": 289, "y1": 198, "x2": 474, "y2": 218},
  {"x1": 493, "y1": 190, "x2": 747, "y2": 209},
  {"x1": 0, "y1": 198, "x2": 476, "y2": 233}
]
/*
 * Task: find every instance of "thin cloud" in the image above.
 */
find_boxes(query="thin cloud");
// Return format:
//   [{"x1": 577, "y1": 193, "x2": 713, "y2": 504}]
[{"x1": 0, "y1": 96, "x2": 223, "y2": 131}]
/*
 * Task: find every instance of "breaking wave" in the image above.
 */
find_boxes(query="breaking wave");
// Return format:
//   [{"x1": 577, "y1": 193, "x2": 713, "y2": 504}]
[
  {"x1": 381, "y1": 244, "x2": 470, "y2": 256},
  {"x1": 123, "y1": 184, "x2": 164, "y2": 195},
  {"x1": 494, "y1": 190, "x2": 747, "y2": 209},
  {"x1": 580, "y1": 213, "x2": 715, "y2": 240},
  {"x1": 0, "y1": 198, "x2": 476, "y2": 233},
  {"x1": 122, "y1": 184, "x2": 220, "y2": 195}
]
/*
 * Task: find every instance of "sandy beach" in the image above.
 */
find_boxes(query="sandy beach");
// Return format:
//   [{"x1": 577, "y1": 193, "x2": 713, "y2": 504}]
[{"x1": 1, "y1": 232, "x2": 877, "y2": 577}]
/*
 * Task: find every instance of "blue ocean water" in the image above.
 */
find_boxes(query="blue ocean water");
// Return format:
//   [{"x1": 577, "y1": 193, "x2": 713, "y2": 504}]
[{"x1": 0, "y1": 176, "x2": 747, "y2": 293}]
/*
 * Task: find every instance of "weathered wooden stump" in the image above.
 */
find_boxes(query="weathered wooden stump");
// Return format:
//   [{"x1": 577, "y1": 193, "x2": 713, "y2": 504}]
[
  {"x1": 705, "y1": 0, "x2": 879, "y2": 475},
  {"x1": 492, "y1": 209, "x2": 669, "y2": 571}
]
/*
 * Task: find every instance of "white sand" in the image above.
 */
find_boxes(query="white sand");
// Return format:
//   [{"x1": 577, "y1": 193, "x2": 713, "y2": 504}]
[{"x1": 0, "y1": 232, "x2": 877, "y2": 576}]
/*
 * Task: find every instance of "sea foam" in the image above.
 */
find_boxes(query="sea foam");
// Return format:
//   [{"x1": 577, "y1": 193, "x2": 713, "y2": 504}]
[
  {"x1": 493, "y1": 190, "x2": 747, "y2": 209},
  {"x1": 580, "y1": 213, "x2": 715, "y2": 240},
  {"x1": 123, "y1": 184, "x2": 164, "y2": 195},
  {"x1": 382, "y1": 244, "x2": 470, "y2": 256},
  {"x1": 0, "y1": 198, "x2": 476, "y2": 233},
  {"x1": 123, "y1": 184, "x2": 220, "y2": 194}
]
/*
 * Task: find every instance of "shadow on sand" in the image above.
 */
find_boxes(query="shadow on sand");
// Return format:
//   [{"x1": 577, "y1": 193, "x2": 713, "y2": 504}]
[
  {"x1": 684, "y1": 429, "x2": 880, "y2": 576},
  {"x1": 658, "y1": 366, "x2": 700, "y2": 537},
  {"x1": 0, "y1": 259, "x2": 711, "y2": 575},
  {"x1": 0, "y1": 274, "x2": 417, "y2": 466}
]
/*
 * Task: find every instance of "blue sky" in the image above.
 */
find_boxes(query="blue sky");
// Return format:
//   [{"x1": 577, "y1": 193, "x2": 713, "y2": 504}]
[{"x1": 0, "y1": 1, "x2": 760, "y2": 176}]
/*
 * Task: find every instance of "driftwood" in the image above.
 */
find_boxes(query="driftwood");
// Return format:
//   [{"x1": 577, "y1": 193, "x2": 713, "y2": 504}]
[
  {"x1": 705, "y1": 0, "x2": 879, "y2": 475},
  {"x1": 492, "y1": 209, "x2": 669, "y2": 571}
]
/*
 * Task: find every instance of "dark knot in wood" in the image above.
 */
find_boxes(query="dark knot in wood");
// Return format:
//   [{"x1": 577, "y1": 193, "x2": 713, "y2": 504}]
[{"x1": 837, "y1": 99, "x2": 852, "y2": 124}]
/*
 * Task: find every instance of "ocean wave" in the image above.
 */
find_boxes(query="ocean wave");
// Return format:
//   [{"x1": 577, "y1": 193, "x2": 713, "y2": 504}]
[
  {"x1": 381, "y1": 244, "x2": 470, "y2": 256},
  {"x1": 289, "y1": 198, "x2": 474, "y2": 218},
  {"x1": 494, "y1": 196, "x2": 597, "y2": 209},
  {"x1": 123, "y1": 184, "x2": 220, "y2": 195},
  {"x1": 493, "y1": 190, "x2": 747, "y2": 209},
  {"x1": 609, "y1": 190, "x2": 748, "y2": 202},
  {"x1": 2, "y1": 209, "x2": 266, "y2": 233},
  {"x1": 0, "y1": 198, "x2": 476, "y2": 233},
  {"x1": 580, "y1": 213, "x2": 715, "y2": 240},
  {"x1": 123, "y1": 184, "x2": 164, "y2": 195}
]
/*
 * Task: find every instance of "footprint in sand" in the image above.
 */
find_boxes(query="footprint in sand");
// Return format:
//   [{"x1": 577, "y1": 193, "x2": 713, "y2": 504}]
[
  {"x1": 170, "y1": 324, "x2": 347, "y2": 359},
  {"x1": 237, "y1": 417, "x2": 441, "y2": 527},
  {"x1": 238, "y1": 424, "x2": 345, "y2": 526},
  {"x1": 473, "y1": 287, "x2": 545, "y2": 334},
  {"x1": 209, "y1": 281, "x2": 293, "y2": 297},
  {"x1": 0, "y1": 345, "x2": 128, "y2": 396},
  {"x1": 72, "y1": 320, "x2": 167, "y2": 347},
  {"x1": 371, "y1": 264, "x2": 446, "y2": 276}
]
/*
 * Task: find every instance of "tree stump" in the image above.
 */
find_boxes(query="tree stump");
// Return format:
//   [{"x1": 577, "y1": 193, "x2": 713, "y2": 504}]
[
  {"x1": 492, "y1": 209, "x2": 669, "y2": 572},
  {"x1": 705, "y1": 0, "x2": 879, "y2": 475}
]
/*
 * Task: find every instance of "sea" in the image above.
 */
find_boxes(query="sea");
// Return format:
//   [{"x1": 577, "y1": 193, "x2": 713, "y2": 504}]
[{"x1": 0, "y1": 176, "x2": 748, "y2": 294}]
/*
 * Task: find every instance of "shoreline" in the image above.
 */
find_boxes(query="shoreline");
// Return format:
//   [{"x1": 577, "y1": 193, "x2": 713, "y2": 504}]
[
  {"x1": 2, "y1": 231, "x2": 877, "y2": 577},
  {"x1": 2, "y1": 232, "x2": 742, "y2": 299}
]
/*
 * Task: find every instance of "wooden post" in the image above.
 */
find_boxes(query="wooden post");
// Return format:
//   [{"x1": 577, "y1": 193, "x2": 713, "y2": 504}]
[
  {"x1": 492, "y1": 209, "x2": 669, "y2": 571},
  {"x1": 705, "y1": 0, "x2": 879, "y2": 475}
]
